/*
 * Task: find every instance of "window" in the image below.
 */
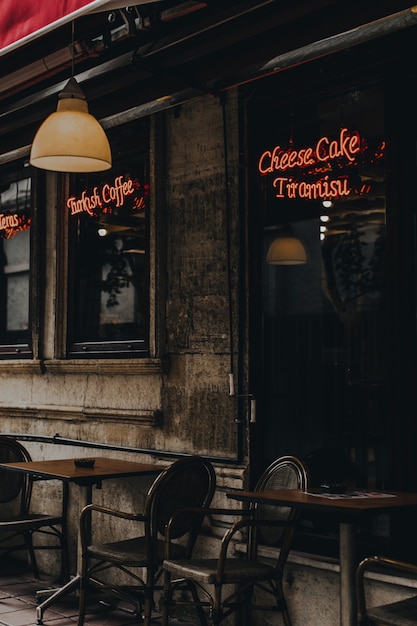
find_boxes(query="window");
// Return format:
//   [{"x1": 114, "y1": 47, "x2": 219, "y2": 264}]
[
  {"x1": 251, "y1": 81, "x2": 393, "y2": 558},
  {"x1": 0, "y1": 165, "x2": 32, "y2": 358},
  {"x1": 67, "y1": 118, "x2": 149, "y2": 358}
]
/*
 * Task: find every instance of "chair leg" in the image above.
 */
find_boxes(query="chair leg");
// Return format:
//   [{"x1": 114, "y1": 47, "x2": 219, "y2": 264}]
[
  {"x1": 77, "y1": 586, "x2": 87, "y2": 626},
  {"x1": 239, "y1": 583, "x2": 253, "y2": 626},
  {"x1": 25, "y1": 532, "x2": 40, "y2": 578},
  {"x1": 282, "y1": 604, "x2": 292, "y2": 626},
  {"x1": 58, "y1": 481, "x2": 70, "y2": 583},
  {"x1": 188, "y1": 580, "x2": 209, "y2": 626},
  {"x1": 143, "y1": 569, "x2": 155, "y2": 626},
  {"x1": 161, "y1": 571, "x2": 171, "y2": 626},
  {"x1": 211, "y1": 585, "x2": 223, "y2": 625},
  {"x1": 77, "y1": 556, "x2": 89, "y2": 626},
  {"x1": 60, "y1": 531, "x2": 70, "y2": 583},
  {"x1": 277, "y1": 581, "x2": 292, "y2": 626}
]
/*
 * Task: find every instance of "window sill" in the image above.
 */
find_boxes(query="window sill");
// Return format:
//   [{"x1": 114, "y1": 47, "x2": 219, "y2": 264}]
[
  {"x1": 0, "y1": 404, "x2": 162, "y2": 426},
  {"x1": 0, "y1": 360, "x2": 42, "y2": 373},
  {"x1": 43, "y1": 357, "x2": 169, "y2": 375},
  {"x1": 0, "y1": 357, "x2": 169, "y2": 375}
]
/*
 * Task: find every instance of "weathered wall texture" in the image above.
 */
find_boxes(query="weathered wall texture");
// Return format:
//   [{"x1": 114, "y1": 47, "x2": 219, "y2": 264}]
[
  {"x1": 0, "y1": 90, "x2": 243, "y2": 460},
  {"x1": 160, "y1": 91, "x2": 242, "y2": 460}
]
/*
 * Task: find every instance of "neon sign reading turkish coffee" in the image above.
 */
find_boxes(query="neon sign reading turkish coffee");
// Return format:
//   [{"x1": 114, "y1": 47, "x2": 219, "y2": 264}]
[
  {"x1": 258, "y1": 127, "x2": 384, "y2": 201},
  {"x1": 67, "y1": 175, "x2": 146, "y2": 216}
]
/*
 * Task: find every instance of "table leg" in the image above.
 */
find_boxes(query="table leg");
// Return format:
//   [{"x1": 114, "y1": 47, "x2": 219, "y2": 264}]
[
  {"x1": 36, "y1": 575, "x2": 81, "y2": 624},
  {"x1": 339, "y1": 522, "x2": 357, "y2": 626},
  {"x1": 36, "y1": 483, "x2": 93, "y2": 624}
]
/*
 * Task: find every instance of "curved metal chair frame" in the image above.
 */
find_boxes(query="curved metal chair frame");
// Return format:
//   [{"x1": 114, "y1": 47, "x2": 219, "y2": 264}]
[
  {"x1": 356, "y1": 555, "x2": 417, "y2": 625},
  {"x1": 77, "y1": 455, "x2": 216, "y2": 626},
  {"x1": 0, "y1": 435, "x2": 69, "y2": 580},
  {"x1": 161, "y1": 454, "x2": 309, "y2": 626}
]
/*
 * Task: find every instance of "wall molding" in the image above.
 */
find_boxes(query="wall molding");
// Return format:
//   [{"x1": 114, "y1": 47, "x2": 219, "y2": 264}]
[
  {"x1": 0, "y1": 357, "x2": 169, "y2": 375},
  {"x1": 0, "y1": 404, "x2": 161, "y2": 426}
]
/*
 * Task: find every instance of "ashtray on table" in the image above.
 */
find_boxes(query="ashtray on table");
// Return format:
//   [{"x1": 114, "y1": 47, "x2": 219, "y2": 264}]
[
  {"x1": 320, "y1": 482, "x2": 346, "y2": 494},
  {"x1": 74, "y1": 458, "x2": 96, "y2": 468}
]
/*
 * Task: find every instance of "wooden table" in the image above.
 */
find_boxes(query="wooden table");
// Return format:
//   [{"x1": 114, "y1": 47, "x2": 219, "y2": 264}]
[
  {"x1": 227, "y1": 487, "x2": 417, "y2": 626},
  {"x1": 0, "y1": 456, "x2": 164, "y2": 624}
]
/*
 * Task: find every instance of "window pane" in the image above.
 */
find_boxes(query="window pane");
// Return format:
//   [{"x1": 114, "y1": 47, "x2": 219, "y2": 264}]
[
  {"x1": 258, "y1": 85, "x2": 385, "y2": 482},
  {"x1": 67, "y1": 118, "x2": 149, "y2": 357},
  {"x1": 255, "y1": 84, "x2": 388, "y2": 557},
  {"x1": 0, "y1": 174, "x2": 31, "y2": 357}
]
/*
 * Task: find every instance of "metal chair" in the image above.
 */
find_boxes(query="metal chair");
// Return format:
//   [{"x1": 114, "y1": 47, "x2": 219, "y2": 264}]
[
  {"x1": 0, "y1": 435, "x2": 69, "y2": 579},
  {"x1": 77, "y1": 455, "x2": 216, "y2": 626},
  {"x1": 356, "y1": 555, "x2": 417, "y2": 625},
  {"x1": 161, "y1": 454, "x2": 309, "y2": 626}
]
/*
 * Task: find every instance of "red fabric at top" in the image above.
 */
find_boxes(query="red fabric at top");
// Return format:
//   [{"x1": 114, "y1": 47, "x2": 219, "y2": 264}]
[{"x1": 0, "y1": 0, "x2": 100, "y2": 55}]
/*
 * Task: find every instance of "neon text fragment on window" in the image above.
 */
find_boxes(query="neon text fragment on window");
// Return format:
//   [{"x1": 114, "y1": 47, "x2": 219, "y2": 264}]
[
  {"x1": 0, "y1": 214, "x2": 31, "y2": 239},
  {"x1": 258, "y1": 127, "x2": 385, "y2": 201}
]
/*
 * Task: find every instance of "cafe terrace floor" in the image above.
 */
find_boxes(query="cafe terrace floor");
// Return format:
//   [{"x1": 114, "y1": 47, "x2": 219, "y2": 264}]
[{"x1": 0, "y1": 560, "x2": 198, "y2": 626}]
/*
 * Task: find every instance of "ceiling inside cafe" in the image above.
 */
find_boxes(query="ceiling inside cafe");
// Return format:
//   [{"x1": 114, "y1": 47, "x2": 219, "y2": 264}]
[{"x1": 1, "y1": 0, "x2": 417, "y2": 156}]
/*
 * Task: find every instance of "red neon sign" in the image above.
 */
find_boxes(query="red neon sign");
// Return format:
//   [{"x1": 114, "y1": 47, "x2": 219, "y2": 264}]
[
  {"x1": 273, "y1": 175, "x2": 350, "y2": 201},
  {"x1": 67, "y1": 175, "x2": 146, "y2": 217},
  {"x1": 259, "y1": 127, "x2": 361, "y2": 174},
  {"x1": 0, "y1": 213, "x2": 31, "y2": 239},
  {"x1": 258, "y1": 127, "x2": 383, "y2": 202}
]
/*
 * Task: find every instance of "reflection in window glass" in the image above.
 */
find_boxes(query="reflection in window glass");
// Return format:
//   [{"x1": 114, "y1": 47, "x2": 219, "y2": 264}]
[
  {"x1": 257, "y1": 85, "x2": 391, "y2": 559},
  {"x1": 259, "y1": 86, "x2": 386, "y2": 487},
  {"x1": 5, "y1": 230, "x2": 30, "y2": 332},
  {"x1": 0, "y1": 175, "x2": 31, "y2": 356},
  {"x1": 68, "y1": 118, "x2": 149, "y2": 357}
]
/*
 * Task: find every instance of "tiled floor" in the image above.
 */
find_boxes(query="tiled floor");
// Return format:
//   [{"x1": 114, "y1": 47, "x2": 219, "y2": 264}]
[{"x1": 0, "y1": 562, "x2": 198, "y2": 626}]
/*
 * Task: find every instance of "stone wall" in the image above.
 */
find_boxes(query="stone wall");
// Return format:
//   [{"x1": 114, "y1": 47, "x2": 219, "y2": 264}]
[
  {"x1": 0, "y1": 89, "x2": 247, "y2": 581},
  {"x1": 160, "y1": 90, "x2": 243, "y2": 459}
]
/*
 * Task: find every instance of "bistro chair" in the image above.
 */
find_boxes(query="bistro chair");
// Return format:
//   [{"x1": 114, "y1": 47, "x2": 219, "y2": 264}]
[
  {"x1": 161, "y1": 454, "x2": 309, "y2": 626},
  {"x1": 356, "y1": 555, "x2": 417, "y2": 625},
  {"x1": 0, "y1": 435, "x2": 69, "y2": 579},
  {"x1": 77, "y1": 455, "x2": 216, "y2": 626}
]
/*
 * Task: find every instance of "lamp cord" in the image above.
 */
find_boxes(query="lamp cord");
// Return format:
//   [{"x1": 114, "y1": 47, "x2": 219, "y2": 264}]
[{"x1": 71, "y1": 21, "x2": 75, "y2": 77}]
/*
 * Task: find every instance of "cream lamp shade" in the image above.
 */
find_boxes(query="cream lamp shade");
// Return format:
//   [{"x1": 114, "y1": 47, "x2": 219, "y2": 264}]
[
  {"x1": 266, "y1": 232, "x2": 308, "y2": 265},
  {"x1": 30, "y1": 78, "x2": 112, "y2": 173}
]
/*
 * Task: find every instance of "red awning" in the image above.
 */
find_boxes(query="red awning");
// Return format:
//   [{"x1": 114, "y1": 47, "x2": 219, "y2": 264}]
[{"x1": 0, "y1": 1, "x2": 158, "y2": 57}]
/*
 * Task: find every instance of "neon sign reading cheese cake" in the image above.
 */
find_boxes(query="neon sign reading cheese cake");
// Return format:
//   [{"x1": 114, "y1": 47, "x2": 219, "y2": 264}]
[{"x1": 258, "y1": 127, "x2": 382, "y2": 201}]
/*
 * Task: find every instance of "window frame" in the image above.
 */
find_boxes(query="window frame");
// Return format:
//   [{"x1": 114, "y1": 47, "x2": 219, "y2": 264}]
[
  {"x1": 65, "y1": 117, "x2": 151, "y2": 360},
  {"x1": 0, "y1": 160, "x2": 39, "y2": 360}
]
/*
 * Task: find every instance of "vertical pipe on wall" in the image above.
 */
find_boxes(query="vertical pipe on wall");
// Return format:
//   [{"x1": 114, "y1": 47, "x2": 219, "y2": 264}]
[{"x1": 221, "y1": 93, "x2": 235, "y2": 393}]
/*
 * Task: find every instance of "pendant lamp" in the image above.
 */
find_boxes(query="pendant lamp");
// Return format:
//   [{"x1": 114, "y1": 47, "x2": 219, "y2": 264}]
[
  {"x1": 266, "y1": 226, "x2": 308, "y2": 265},
  {"x1": 30, "y1": 77, "x2": 112, "y2": 173}
]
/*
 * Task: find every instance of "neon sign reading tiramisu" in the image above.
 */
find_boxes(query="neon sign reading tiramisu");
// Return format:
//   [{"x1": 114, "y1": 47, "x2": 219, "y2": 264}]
[
  {"x1": 67, "y1": 175, "x2": 146, "y2": 216},
  {"x1": 258, "y1": 127, "x2": 383, "y2": 201},
  {"x1": 272, "y1": 174, "x2": 351, "y2": 201}
]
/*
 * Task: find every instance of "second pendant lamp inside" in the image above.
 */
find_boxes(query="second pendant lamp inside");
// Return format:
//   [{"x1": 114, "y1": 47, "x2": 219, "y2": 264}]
[{"x1": 266, "y1": 226, "x2": 308, "y2": 265}]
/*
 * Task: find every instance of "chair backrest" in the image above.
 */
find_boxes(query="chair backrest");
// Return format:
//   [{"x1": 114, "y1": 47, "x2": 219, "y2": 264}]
[
  {"x1": 145, "y1": 455, "x2": 216, "y2": 557},
  {"x1": 251, "y1": 455, "x2": 309, "y2": 560},
  {"x1": 0, "y1": 436, "x2": 32, "y2": 514}
]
